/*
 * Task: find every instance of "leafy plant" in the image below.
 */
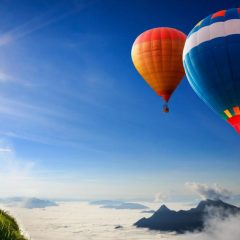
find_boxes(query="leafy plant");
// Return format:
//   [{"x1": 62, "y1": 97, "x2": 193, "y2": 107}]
[{"x1": 0, "y1": 210, "x2": 28, "y2": 240}]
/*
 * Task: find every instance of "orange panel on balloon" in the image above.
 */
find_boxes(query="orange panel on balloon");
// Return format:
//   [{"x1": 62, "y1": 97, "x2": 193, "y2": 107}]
[{"x1": 132, "y1": 28, "x2": 186, "y2": 102}]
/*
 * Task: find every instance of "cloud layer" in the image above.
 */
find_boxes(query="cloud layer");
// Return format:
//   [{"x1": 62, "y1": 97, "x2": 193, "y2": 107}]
[{"x1": 4, "y1": 200, "x2": 240, "y2": 240}]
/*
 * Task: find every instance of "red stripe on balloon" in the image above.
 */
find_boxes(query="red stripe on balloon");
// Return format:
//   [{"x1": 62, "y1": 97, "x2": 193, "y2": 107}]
[
  {"x1": 228, "y1": 115, "x2": 240, "y2": 134},
  {"x1": 134, "y1": 28, "x2": 186, "y2": 45},
  {"x1": 211, "y1": 10, "x2": 226, "y2": 19}
]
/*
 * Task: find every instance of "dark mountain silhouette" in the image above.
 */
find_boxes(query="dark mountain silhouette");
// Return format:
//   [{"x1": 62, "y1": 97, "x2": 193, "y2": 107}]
[{"x1": 134, "y1": 199, "x2": 240, "y2": 233}]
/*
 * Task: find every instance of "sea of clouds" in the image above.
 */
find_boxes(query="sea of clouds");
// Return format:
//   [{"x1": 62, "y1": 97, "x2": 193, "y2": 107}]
[{"x1": 1, "y1": 200, "x2": 239, "y2": 240}]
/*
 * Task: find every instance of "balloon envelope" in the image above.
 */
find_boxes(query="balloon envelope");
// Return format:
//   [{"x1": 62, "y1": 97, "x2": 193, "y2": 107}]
[
  {"x1": 131, "y1": 28, "x2": 186, "y2": 106},
  {"x1": 183, "y1": 8, "x2": 240, "y2": 134}
]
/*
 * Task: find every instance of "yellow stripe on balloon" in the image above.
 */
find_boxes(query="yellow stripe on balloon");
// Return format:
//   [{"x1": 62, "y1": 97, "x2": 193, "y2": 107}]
[
  {"x1": 195, "y1": 20, "x2": 203, "y2": 27},
  {"x1": 224, "y1": 109, "x2": 232, "y2": 118}
]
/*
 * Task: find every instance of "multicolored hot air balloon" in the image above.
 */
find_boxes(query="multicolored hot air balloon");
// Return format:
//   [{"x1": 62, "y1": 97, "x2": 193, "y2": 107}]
[
  {"x1": 131, "y1": 28, "x2": 186, "y2": 112},
  {"x1": 183, "y1": 8, "x2": 240, "y2": 134}
]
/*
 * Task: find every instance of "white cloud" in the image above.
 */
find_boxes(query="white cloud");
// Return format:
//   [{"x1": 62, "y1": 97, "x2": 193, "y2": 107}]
[
  {"x1": 154, "y1": 192, "x2": 167, "y2": 203},
  {"x1": 176, "y1": 210, "x2": 240, "y2": 240},
  {"x1": 185, "y1": 182, "x2": 232, "y2": 201}
]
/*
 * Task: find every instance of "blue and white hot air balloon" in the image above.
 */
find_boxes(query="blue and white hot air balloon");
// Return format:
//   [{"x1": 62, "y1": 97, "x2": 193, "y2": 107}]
[{"x1": 183, "y1": 8, "x2": 240, "y2": 134}]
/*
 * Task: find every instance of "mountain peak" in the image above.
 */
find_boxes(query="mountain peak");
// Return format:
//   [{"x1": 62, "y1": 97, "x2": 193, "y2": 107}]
[
  {"x1": 157, "y1": 204, "x2": 170, "y2": 212},
  {"x1": 196, "y1": 199, "x2": 238, "y2": 211}
]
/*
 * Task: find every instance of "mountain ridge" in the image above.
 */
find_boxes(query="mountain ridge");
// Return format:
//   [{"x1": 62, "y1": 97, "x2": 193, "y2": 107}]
[{"x1": 134, "y1": 199, "x2": 240, "y2": 233}]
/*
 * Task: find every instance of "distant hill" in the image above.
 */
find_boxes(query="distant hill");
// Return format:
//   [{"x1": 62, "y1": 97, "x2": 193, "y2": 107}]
[
  {"x1": 102, "y1": 202, "x2": 148, "y2": 210},
  {"x1": 90, "y1": 200, "x2": 148, "y2": 210},
  {"x1": 0, "y1": 197, "x2": 58, "y2": 209},
  {"x1": 90, "y1": 200, "x2": 123, "y2": 206},
  {"x1": 0, "y1": 209, "x2": 27, "y2": 240},
  {"x1": 22, "y1": 198, "x2": 58, "y2": 209},
  {"x1": 134, "y1": 199, "x2": 240, "y2": 233}
]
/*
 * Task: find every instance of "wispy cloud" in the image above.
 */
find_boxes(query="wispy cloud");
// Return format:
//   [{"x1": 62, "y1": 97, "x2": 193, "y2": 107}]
[
  {"x1": 0, "y1": 98, "x2": 115, "y2": 153},
  {"x1": 0, "y1": 147, "x2": 12, "y2": 152},
  {"x1": 0, "y1": 140, "x2": 36, "y2": 197},
  {"x1": 0, "y1": 139, "x2": 106, "y2": 198},
  {"x1": 0, "y1": 69, "x2": 31, "y2": 86},
  {"x1": 0, "y1": 71, "x2": 13, "y2": 82},
  {"x1": 0, "y1": 1, "x2": 95, "y2": 47}
]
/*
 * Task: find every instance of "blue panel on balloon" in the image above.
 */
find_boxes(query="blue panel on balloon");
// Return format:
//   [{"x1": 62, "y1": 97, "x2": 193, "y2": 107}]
[{"x1": 183, "y1": 8, "x2": 240, "y2": 133}]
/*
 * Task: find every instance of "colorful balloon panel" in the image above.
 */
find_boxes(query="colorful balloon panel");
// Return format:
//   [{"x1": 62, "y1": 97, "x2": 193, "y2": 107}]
[
  {"x1": 183, "y1": 8, "x2": 240, "y2": 134},
  {"x1": 132, "y1": 28, "x2": 186, "y2": 103}
]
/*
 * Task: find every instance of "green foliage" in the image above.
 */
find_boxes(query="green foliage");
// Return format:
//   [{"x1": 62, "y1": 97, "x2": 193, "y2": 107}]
[{"x1": 0, "y1": 209, "x2": 27, "y2": 240}]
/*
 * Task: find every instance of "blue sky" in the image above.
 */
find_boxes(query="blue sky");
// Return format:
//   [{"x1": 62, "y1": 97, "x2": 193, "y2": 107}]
[{"x1": 0, "y1": 0, "x2": 239, "y2": 201}]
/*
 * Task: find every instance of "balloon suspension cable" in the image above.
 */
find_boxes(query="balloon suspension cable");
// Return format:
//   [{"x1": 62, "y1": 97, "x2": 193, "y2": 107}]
[{"x1": 162, "y1": 103, "x2": 169, "y2": 113}]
